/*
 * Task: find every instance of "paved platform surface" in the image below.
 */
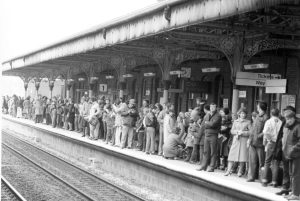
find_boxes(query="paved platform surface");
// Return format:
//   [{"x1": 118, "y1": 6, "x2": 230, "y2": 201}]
[{"x1": 2, "y1": 115, "x2": 287, "y2": 201}]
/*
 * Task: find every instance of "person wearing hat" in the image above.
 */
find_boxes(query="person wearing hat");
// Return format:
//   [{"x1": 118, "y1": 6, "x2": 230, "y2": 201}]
[
  {"x1": 224, "y1": 108, "x2": 251, "y2": 176},
  {"x1": 119, "y1": 99, "x2": 138, "y2": 149},
  {"x1": 276, "y1": 107, "x2": 300, "y2": 200},
  {"x1": 198, "y1": 102, "x2": 222, "y2": 172}
]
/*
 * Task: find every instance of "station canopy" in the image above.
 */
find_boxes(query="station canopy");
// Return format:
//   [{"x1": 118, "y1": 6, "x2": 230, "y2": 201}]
[{"x1": 2, "y1": 0, "x2": 300, "y2": 79}]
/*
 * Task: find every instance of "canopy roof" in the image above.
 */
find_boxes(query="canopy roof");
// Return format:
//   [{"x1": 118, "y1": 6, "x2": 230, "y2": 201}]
[{"x1": 2, "y1": 0, "x2": 299, "y2": 78}]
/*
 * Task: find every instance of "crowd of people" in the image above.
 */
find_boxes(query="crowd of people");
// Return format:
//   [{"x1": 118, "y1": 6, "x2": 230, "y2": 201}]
[{"x1": 2, "y1": 94, "x2": 300, "y2": 200}]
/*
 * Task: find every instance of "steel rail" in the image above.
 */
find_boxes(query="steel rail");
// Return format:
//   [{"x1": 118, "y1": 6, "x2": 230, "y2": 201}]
[
  {"x1": 2, "y1": 130, "x2": 147, "y2": 201},
  {"x1": 2, "y1": 142, "x2": 96, "y2": 201},
  {"x1": 1, "y1": 176, "x2": 27, "y2": 201}
]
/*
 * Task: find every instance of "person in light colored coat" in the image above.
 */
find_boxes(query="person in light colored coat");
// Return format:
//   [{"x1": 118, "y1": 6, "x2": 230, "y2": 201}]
[
  {"x1": 225, "y1": 108, "x2": 251, "y2": 177},
  {"x1": 112, "y1": 100, "x2": 127, "y2": 147},
  {"x1": 34, "y1": 96, "x2": 44, "y2": 123}
]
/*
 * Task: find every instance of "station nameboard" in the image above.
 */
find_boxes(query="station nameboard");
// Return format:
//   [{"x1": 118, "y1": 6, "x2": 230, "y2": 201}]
[
  {"x1": 236, "y1": 72, "x2": 281, "y2": 80},
  {"x1": 236, "y1": 72, "x2": 282, "y2": 87},
  {"x1": 201, "y1": 67, "x2": 220, "y2": 73},
  {"x1": 244, "y1": 63, "x2": 269, "y2": 70}
]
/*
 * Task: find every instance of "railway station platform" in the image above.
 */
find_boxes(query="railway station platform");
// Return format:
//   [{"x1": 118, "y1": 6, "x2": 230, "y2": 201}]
[{"x1": 2, "y1": 115, "x2": 287, "y2": 201}]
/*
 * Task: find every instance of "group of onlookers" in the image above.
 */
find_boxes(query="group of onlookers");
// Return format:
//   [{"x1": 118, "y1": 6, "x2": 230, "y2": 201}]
[{"x1": 2, "y1": 94, "x2": 300, "y2": 200}]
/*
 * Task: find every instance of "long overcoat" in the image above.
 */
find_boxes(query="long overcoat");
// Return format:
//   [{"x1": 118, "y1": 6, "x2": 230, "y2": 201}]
[
  {"x1": 228, "y1": 118, "x2": 251, "y2": 162},
  {"x1": 34, "y1": 99, "x2": 44, "y2": 115}
]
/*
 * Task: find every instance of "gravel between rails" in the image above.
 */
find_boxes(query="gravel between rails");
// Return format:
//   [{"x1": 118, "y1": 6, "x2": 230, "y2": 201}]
[
  {"x1": 2, "y1": 131, "x2": 147, "y2": 201},
  {"x1": 2, "y1": 146, "x2": 90, "y2": 201}
]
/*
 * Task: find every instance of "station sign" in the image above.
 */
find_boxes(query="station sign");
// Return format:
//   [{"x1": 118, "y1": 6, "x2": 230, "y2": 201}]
[
  {"x1": 236, "y1": 72, "x2": 286, "y2": 93},
  {"x1": 144, "y1": 72, "x2": 156, "y2": 77},
  {"x1": 244, "y1": 63, "x2": 269, "y2": 70},
  {"x1": 265, "y1": 79, "x2": 287, "y2": 94},
  {"x1": 170, "y1": 70, "x2": 182, "y2": 75},
  {"x1": 123, "y1": 74, "x2": 133, "y2": 78},
  {"x1": 238, "y1": 91, "x2": 247, "y2": 98},
  {"x1": 236, "y1": 72, "x2": 281, "y2": 80},
  {"x1": 99, "y1": 84, "x2": 108, "y2": 92},
  {"x1": 201, "y1": 67, "x2": 220, "y2": 73},
  {"x1": 105, "y1": 75, "x2": 114, "y2": 79},
  {"x1": 181, "y1": 67, "x2": 191, "y2": 78},
  {"x1": 236, "y1": 72, "x2": 281, "y2": 87}
]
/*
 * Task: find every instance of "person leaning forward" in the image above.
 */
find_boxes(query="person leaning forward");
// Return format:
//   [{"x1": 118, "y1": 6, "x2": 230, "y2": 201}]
[{"x1": 198, "y1": 103, "x2": 222, "y2": 172}]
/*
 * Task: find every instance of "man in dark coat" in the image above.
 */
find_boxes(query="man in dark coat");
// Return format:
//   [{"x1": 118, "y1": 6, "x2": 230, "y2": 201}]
[
  {"x1": 276, "y1": 108, "x2": 300, "y2": 200},
  {"x1": 247, "y1": 101, "x2": 268, "y2": 182},
  {"x1": 198, "y1": 102, "x2": 222, "y2": 172}
]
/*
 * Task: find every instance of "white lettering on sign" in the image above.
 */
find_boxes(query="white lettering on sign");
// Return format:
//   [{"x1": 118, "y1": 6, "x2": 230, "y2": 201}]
[{"x1": 256, "y1": 80, "x2": 266, "y2": 86}]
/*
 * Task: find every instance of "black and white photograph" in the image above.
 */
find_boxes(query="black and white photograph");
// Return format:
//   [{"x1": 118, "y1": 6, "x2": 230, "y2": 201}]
[{"x1": 1, "y1": 0, "x2": 300, "y2": 200}]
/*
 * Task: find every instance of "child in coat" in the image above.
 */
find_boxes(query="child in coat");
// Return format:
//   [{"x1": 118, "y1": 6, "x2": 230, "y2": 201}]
[{"x1": 184, "y1": 120, "x2": 194, "y2": 162}]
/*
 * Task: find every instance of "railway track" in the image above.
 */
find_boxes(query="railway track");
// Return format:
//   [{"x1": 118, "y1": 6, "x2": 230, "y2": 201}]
[
  {"x1": 1, "y1": 176, "x2": 27, "y2": 201},
  {"x1": 2, "y1": 130, "x2": 147, "y2": 201}
]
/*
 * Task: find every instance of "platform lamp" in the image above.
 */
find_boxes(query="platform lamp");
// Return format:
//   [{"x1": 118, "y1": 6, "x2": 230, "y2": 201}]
[
  {"x1": 49, "y1": 80, "x2": 55, "y2": 99},
  {"x1": 66, "y1": 79, "x2": 74, "y2": 99}
]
